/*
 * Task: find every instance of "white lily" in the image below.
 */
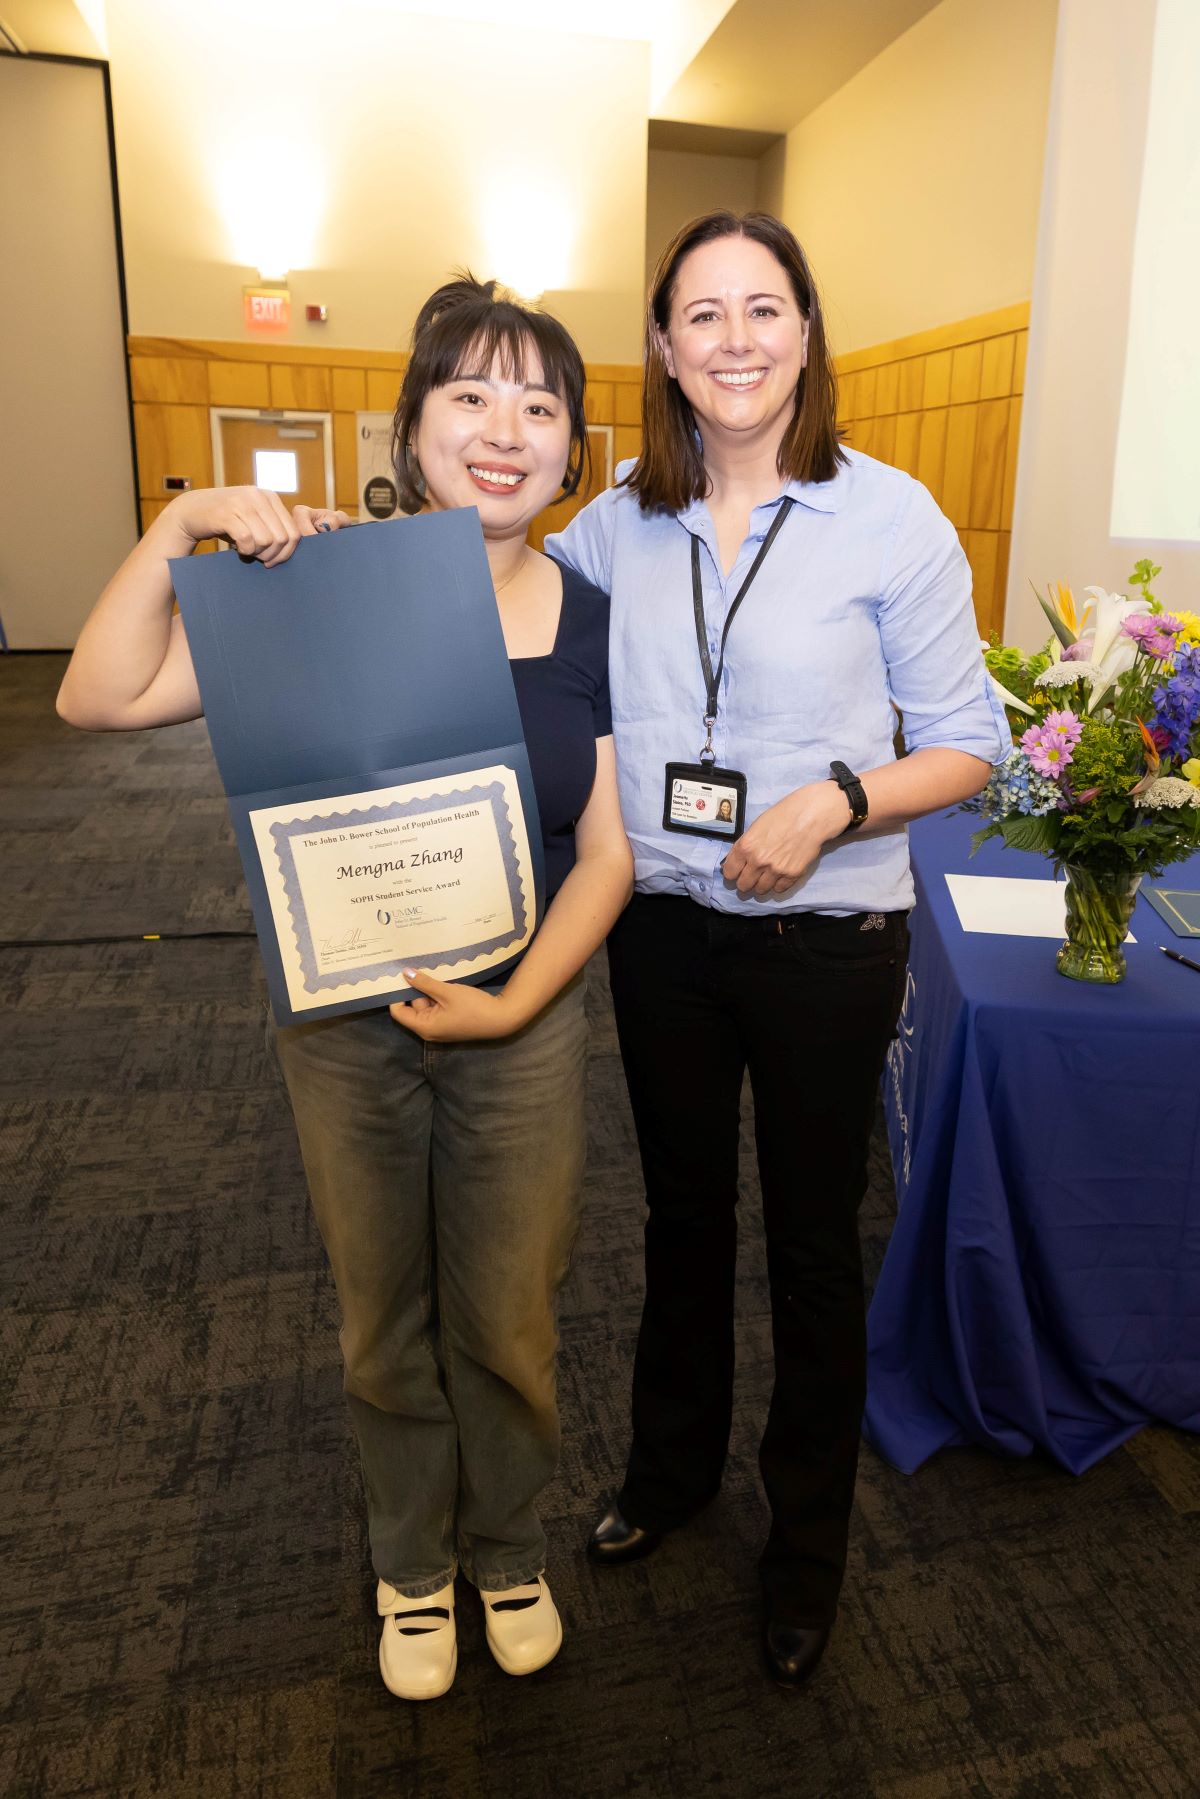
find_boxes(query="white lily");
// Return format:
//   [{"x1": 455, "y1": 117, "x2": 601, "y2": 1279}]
[{"x1": 1080, "y1": 586, "x2": 1151, "y2": 711}]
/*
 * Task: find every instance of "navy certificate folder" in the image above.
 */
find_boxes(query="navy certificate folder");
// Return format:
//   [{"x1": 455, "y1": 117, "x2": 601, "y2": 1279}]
[{"x1": 171, "y1": 510, "x2": 544, "y2": 1025}]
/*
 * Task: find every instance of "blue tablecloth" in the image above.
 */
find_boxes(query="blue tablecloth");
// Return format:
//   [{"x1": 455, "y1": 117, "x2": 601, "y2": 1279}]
[{"x1": 866, "y1": 810, "x2": 1200, "y2": 1474}]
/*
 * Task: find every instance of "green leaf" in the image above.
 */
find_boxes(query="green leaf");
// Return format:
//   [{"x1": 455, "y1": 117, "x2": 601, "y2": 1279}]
[
  {"x1": 1000, "y1": 813, "x2": 1062, "y2": 853},
  {"x1": 970, "y1": 822, "x2": 1002, "y2": 856},
  {"x1": 1034, "y1": 587, "x2": 1077, "y2": 650}
]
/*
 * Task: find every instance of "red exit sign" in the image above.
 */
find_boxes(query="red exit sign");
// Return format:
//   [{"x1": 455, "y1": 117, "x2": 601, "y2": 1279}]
[{"x1": 243, "y1": 286, "x2": 290, "y2": 332}]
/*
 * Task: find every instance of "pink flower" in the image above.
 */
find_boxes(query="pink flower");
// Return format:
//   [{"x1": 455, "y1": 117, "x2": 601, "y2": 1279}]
[
  {"x1": 1122, "y1": 613, "x2": 1183, "y2": 659},
  {"x1": 1021, "y1": 717, "x2": 1077, "y2": 777},
  {"x1": 1042, "y1": 708, "x2": 1083, "y2": 744}
]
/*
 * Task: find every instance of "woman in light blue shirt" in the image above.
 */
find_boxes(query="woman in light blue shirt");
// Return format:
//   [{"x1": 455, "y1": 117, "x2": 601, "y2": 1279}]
[{"x1": 546, "y1": 211, "x2": 1009, "y2": 1690}]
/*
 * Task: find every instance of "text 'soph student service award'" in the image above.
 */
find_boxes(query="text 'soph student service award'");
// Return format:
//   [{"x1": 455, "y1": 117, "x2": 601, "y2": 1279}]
[{"x1": 171, "y1": 511, "x2": 543, "y2": 1025}]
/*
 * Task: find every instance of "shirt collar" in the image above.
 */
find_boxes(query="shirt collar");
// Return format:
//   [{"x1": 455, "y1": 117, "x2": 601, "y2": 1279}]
[{"x1": 677, "y1": 466, "x2": 843, "y2": 535}]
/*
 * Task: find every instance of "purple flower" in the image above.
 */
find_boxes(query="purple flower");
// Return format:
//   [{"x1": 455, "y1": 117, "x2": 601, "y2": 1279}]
[
  {"x1": 1151, "y1": 642, "x2": 1200, "y2": 760},
  {"x1": 1123, "y1": 613, "x2": 1184, "y2": 659},
  {"x1": 1021, "y1": 713, "x2": 1079, "y2": 777}
]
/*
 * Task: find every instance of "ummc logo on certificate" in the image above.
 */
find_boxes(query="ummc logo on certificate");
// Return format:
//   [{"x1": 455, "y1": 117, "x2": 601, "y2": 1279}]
[{"x1": 248, "y1": 764, "x2": 535, "y2": 1011}]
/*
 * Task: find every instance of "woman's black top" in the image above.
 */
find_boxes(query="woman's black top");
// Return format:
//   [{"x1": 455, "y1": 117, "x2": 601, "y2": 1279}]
[{"x1": 509, "y1": 558, "x2": 612, "y2": 902}]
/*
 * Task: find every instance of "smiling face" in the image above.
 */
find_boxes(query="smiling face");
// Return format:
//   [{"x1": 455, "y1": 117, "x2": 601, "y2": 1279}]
[
  {"x1": 411, "y1": 341, "x2": 572, "y2": 542},
  {"x1": 659, "y1": 233, "x2": 809, "y2": 456}
]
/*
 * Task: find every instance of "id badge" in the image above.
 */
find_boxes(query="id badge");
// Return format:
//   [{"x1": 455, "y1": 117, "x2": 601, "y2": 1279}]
[{"x1": 663, "y1": 762, "x2": 747, "y2": 840}]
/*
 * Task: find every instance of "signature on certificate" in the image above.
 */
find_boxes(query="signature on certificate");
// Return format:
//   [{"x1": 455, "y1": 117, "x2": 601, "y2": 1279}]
[{"x1": 319, "y1": 926, "x2": 372, "y2": 957}]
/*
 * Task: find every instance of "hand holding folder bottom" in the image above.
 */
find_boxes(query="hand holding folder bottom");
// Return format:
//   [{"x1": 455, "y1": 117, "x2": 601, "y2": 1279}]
[{"x1": 170, "y1": 509, "x2": 544, "y2": 1026}]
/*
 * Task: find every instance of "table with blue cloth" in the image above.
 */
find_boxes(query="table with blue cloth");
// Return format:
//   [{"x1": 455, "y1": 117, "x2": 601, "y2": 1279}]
[{"x1": 866, "y1": 808, "x2": 1200, "y2": 1475}]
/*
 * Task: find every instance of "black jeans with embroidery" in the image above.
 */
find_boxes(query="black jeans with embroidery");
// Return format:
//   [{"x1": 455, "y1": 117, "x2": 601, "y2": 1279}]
[{"x1": 606, "y1": 891, "x2": 908, "y2": 1624}]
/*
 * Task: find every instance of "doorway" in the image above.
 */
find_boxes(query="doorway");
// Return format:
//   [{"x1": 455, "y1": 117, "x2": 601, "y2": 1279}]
[{"x1": 210, "y1": 409, "x2": 334, "y2": 511}]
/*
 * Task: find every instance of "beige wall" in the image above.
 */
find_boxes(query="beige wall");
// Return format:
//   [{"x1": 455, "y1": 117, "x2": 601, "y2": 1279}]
[
  {"x1": 1004, "y1": 0, "x2": 1200, "y2": 644},
  {"x1": 645, "y1": 147, "x2": 760, "y2": 293},
  {"x1": 106, "y1": 2, "x2": 650, "y2": 362},
  {"x1": 769, "y1": 0, "x2": 1057, "y2": 355}
]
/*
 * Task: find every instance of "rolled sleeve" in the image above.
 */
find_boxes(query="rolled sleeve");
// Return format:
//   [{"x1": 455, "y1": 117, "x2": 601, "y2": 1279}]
[{"x1": 879, "y1": 480, "x2": 1013, "y2": 766}]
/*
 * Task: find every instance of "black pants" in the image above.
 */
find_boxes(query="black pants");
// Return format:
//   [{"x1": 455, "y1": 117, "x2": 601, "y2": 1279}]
[{"x1": 606, "y1": 892, "x2": 908, "y2": 1624}]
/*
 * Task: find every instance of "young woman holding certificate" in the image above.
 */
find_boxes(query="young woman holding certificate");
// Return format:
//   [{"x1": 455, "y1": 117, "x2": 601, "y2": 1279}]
[
  {"x1": 57, "y1": 279, "x2": 632, "y2": 1701},
  {"x1": 545, "y1": 213, "x2": 1008, "y2": 1690}
]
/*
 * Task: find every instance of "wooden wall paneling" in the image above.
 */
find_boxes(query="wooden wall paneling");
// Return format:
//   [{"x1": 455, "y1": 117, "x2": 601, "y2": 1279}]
[
  {"x1": 332, "y1": 367, "x2": 367, "y2": 412},
  {"x1": 208, "y1": 360, "x2": 270, "y2": 407},
  {"x1": 584, "y1": 382, "x2": 615, "y2": 424},
  {"x1": 995, "y1": 532, "x2": 1011, "y2": 623},
  {"x1": 941, "y1": 402, "x2": 979, "y2": 529},
  {"x1": 917, "y1": 408, "x2": 948, "y2": 504},
  {"x1": 898, "y1": 358, "x2": 925, "y2": 413},
  {"x1": 1001, "y1": 396, "x2": 1022, "y2": 530},
  {"x1": 367, "y1": 369, "x2": 400, "y2": 411},
  {"x1": 614, "y1": 384, "x2": 642, "y2": 426},
  {"x1": 614, "y1": 426, "x2": 642, "y2": 467},
  {"x1": 134, "y1": 403, "x2": 213, "y2": 497},
  {"x1": 950, "y1": 342, "x2": 983, "y2": 406},
  {"x1": 269, "y1": 364, "x2": 332, "y2": 410},
  {"x1": 874, "y1": 362, "x2": 900, "y2": 416},
  {"x1": 969, "y1": 398, "x2": 1009, "y2": 531},
  {"x1": 980, "y1": 334, "x2": 1015, "y2": 400},
  {"x1": 839, "y1": 370, "x2": 859, "y2": 422},
  {"x1": 855, "y1": 367, "x2": 878, "y2": 420},
  {"x1": 855, "y1": 418, "x2": 878, "y2": 458},
  {"x1": 922, "y1": 350, "x2": 953, "y2": 410},
  {"x1": 127, "y1": 336, "x2": 404, "y2": 371},
  {"x1": 964, "y1": 530, "x2": 1000, "y2": 637},
  {"x1": 872, "y1": 414, "x2": 897, "y2": 464},
  {"x1": 832, "y1": 302, "x2": 1031, "y2": 375},
  {"x1": 892, "y1": 413, "x2": 921, "y2": 477},
  {"x1": 129, "y1": 357, "x2": 207, "y2": 404},
  {"x1": 333, "y1": 414, "x2": 358, "y2": 511}
]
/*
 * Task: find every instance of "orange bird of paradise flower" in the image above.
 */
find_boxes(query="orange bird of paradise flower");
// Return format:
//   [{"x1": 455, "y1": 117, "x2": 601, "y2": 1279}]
[{"x1": 1130, "y1": 717, "x2": 1162, "y2": 796}]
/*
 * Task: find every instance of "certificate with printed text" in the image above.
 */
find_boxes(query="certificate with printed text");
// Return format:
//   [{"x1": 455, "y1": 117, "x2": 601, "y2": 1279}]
[
  {"x1": 171, "y1": 509, "x2": 545, "y2": 1024},
  {"x1": 249, "y1": 765, "x2": 535, "y2": 1012}
]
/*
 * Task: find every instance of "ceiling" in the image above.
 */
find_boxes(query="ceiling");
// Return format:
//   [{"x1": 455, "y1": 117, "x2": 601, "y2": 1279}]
[
  {"x1": 655, "y1": 0, "x2": 944, "y2": 135},
  {"x1": 7, "y1": 0, "x2": 944, "y2": 145}
]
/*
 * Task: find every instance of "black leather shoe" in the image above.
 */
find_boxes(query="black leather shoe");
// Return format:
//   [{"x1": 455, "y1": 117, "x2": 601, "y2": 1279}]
[
  {"x1": 763, "y1": 1618, "x2": 831, "y2": 1690},
  {"x1": 586, "y1": 1502, "x2": 663, "y2": 1565}
]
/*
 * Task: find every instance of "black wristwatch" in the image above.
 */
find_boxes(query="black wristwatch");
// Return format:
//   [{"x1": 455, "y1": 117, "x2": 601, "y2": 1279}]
[{"x1": 829, "y1": 760, "x2": 868, "y2": 832}]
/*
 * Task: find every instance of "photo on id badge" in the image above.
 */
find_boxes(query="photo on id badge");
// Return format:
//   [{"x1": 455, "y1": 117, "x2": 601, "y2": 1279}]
[{"x1": 663, "y1": 763, "x2": 746, "y2": 841}]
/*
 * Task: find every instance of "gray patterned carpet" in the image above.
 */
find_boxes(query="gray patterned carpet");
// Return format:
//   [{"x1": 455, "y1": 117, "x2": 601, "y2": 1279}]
[{"x1": 2, "y1": 654, "x2": 1199, "y2": 1798}]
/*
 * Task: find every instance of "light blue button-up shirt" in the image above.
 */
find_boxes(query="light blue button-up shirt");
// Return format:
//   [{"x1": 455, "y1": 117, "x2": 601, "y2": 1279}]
[{"x1": 546, "y1": 448, "x2": 1011, "y2": 915}]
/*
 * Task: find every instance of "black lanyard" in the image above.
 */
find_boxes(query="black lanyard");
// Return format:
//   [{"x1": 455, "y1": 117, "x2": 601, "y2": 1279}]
[{"x1": 690, "y1": 496, "x2": 794, "y2": 762}]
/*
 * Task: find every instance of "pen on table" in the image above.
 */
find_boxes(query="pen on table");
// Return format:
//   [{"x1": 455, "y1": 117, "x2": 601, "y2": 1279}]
[{"x1": 1158, "y1": 946, "x2": 1200, "y2": 976}]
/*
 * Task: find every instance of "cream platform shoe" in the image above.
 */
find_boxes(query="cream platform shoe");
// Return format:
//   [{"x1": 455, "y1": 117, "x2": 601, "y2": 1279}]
[
  {"x1": 479, "y1": 1576, "x2": 563, "y2": 1676},
  {"x1": 377, "y1": 1578, "x2": 457, "y2": 1700}
]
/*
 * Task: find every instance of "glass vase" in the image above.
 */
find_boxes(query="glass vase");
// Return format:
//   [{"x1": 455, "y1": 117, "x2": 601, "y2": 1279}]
[{"x1": 1056, "y1": 863, "x2": 1142, "y2": 984}]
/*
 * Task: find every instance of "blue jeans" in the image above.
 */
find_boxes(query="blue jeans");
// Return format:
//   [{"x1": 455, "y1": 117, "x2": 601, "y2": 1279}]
[{"x1": 273, "y1": 976, "x2": 586, "y2": 1597}]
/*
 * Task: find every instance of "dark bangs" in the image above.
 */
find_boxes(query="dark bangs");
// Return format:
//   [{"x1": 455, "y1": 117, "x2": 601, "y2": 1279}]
[{"x1": 392, "y1": 276, "x2": 590, "y2": 513}]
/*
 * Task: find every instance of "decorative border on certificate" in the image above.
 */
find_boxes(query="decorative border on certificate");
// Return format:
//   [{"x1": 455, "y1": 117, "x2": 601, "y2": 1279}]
[{"x1": 248, "y1": 765, "x2": 535, "y2": 1011}]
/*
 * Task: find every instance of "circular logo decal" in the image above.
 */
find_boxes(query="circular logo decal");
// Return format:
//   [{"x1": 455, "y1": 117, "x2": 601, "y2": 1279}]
[{"x1": 364, "y1": 476, "x2": 398, "y2": 519}]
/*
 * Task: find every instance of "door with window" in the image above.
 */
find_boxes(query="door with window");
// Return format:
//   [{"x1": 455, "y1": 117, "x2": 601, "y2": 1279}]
[{"x1": 212, "y1": 410, "x2": 333, "y2": 510}]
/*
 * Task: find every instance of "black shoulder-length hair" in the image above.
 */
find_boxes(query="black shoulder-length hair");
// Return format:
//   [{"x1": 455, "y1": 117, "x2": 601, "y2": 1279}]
[
  {"x1": 625, "y1": 211, "x2": 845, "y2": 514},
  {"x1": 392, "y1": 275, "x2": 590, "y2": 514}
]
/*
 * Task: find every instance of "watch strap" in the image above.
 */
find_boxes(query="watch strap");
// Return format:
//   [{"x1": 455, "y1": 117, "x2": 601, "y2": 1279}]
[{"x1": 829, "y1": 760, "x2": 868, "y2": 832}]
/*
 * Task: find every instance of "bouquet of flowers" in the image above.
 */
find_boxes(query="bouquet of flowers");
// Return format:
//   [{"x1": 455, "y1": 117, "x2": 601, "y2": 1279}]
[{"x1": 967, "y1": 560, "x2": 1200, "y2": 980}]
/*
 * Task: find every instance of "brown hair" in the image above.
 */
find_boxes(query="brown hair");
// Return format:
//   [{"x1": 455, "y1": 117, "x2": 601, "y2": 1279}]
[
  {"x1": 626, "y1": 211, "x2": 844, "y2": 513},
  {"x1": 392, "y1": 275, "x2": 590, "y2": 513}
]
